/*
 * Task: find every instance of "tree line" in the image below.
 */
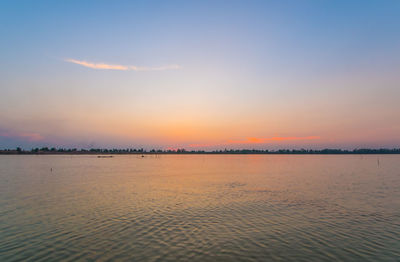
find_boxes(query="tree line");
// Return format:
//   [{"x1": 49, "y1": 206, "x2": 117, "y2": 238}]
[{"x1": 0, "y1": 147, "x2": 400, "y2": 154}]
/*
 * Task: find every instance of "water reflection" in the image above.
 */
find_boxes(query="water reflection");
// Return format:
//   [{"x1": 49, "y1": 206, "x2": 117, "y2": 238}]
[{"x1": 0, "y1": 155, "x2": 399, "y2": 261}]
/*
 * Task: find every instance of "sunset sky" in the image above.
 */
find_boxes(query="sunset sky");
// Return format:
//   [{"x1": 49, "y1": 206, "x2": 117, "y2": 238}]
[{"x1": 1, "y1": 0, "x2": 399, "y2": 149}]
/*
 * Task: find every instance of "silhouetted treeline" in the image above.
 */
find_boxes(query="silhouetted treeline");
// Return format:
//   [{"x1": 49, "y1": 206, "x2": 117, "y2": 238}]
[{"x1": 1, "y1": 147, "x2": 400, "y2": 154}]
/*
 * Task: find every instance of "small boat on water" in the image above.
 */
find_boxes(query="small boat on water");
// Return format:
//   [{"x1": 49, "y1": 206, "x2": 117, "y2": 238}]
[{"x1": 97, "y1": 155, "x2": 113, "y2": 158}]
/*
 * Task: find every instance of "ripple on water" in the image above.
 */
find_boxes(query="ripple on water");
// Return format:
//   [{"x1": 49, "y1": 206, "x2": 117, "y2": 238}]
[{"x1": 1, "y1": 155, "x2": 400, "y2": 261}]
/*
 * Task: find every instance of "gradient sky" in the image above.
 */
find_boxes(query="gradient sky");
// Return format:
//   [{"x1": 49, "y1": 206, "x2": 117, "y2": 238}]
[{"x1": 1, "y1": 0, "x2": 400, "y2": 149}]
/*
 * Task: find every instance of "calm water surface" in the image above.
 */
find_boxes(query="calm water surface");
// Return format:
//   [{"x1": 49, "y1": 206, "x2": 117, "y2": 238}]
[{"x1": 0, "y1": 155, "x2": 399, "y2": 261}]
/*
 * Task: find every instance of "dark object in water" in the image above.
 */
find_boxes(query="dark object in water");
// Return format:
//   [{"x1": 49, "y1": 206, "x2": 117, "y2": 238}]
[{"x1": 97, "y1": 156, "x2": 113, "y2": 158}]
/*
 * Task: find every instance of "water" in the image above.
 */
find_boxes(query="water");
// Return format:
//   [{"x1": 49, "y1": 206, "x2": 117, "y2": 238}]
[{"x1": 0, "y1": 155, "x2": 399, "y2": 261}]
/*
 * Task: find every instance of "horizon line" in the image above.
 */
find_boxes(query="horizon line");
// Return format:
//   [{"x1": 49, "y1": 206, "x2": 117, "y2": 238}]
[{"x1": 1, "y1": 147, "x2": 400, "y2": 155}]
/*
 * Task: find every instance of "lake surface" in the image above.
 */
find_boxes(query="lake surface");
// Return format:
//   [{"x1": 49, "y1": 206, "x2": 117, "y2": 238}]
[{"x1": 0, "y1": 155, "x2": 399, "y2": 261}]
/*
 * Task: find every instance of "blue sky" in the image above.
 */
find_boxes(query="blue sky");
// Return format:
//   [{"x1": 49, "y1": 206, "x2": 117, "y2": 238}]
[{"x1": 1, "y1": 0, "x2": 399, "y2": 149}]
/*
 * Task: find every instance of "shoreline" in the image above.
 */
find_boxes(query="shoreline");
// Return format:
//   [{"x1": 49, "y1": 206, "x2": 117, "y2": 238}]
[{"x1": 1, "y1": 152, "x2": 400, "y2": 155}]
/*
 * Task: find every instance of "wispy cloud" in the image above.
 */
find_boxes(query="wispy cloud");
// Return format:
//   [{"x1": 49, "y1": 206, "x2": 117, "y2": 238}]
[
  {"x1": 65, "y1": 58, "x2": 181, "y2": 71},
  {"x1": 189, "y1": 136, "x2": 320, "y2": 148}
]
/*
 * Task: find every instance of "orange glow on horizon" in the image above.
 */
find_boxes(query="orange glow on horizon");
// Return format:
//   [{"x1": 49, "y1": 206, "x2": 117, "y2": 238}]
[
  {"x1": 227, "y1": 136, "x2": 321, "y2": 144},
  {"x1": 188, "y1": 136, "x2": 321, "y2": 148}
]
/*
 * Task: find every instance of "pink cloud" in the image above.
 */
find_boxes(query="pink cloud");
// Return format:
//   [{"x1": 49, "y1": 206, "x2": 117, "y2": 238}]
[{"x1": 0, "y1": 130, "x2": 44, "y2": 142}]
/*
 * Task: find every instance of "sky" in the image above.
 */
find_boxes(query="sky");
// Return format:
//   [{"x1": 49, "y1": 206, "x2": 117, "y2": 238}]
[{"x1": 1, "y1": 0, "x2": 400, "y2": 150}]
